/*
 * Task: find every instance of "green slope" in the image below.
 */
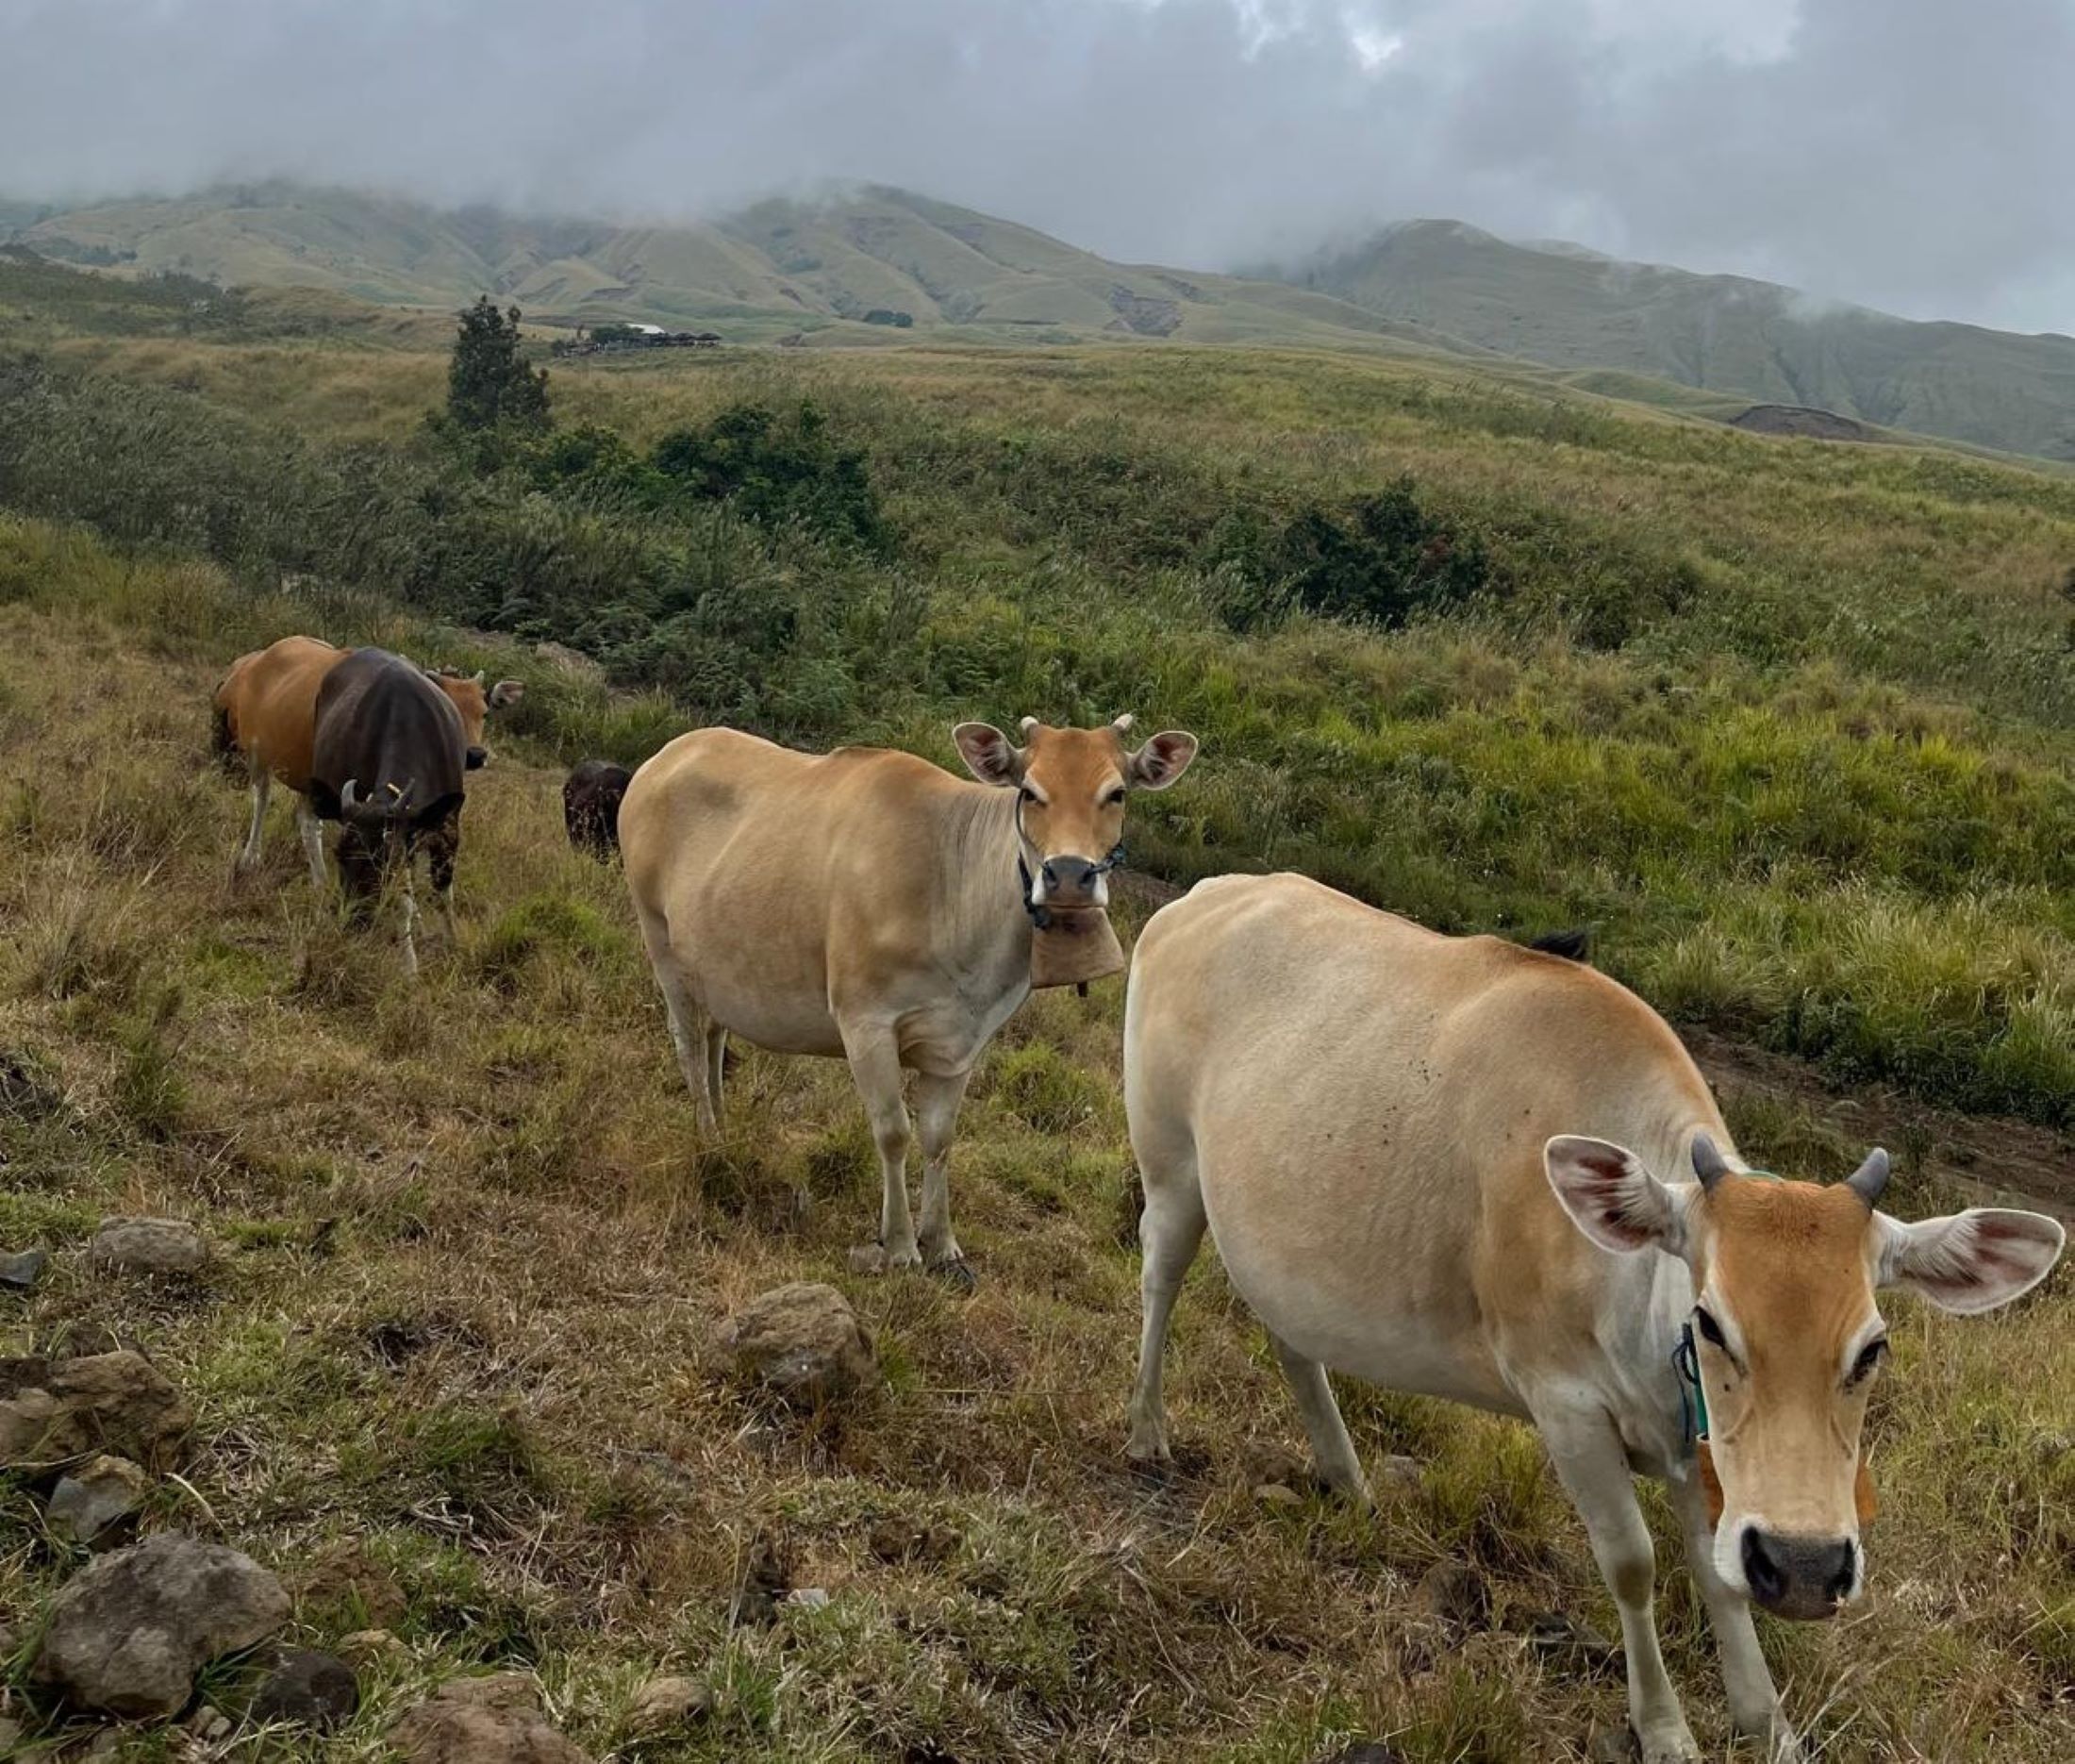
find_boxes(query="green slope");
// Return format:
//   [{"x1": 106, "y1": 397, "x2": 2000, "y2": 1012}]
[
  {"x1": 3, "y1": 181, "x2": 1470, "y2": 357},
  {"x1": 1275, "y1": 220, "x2": 2075, "y2": 460}
]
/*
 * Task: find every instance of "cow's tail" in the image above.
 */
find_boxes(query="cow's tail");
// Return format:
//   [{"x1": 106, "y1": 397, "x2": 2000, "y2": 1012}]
[{"x1": 208, "y1": 697, "x2": 242, "y2": 776}]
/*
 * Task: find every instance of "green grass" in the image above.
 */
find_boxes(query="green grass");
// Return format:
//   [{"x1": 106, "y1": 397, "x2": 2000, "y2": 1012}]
[{"x1": 0, "y1": 531, "x2": 2067, "y2": 1761}]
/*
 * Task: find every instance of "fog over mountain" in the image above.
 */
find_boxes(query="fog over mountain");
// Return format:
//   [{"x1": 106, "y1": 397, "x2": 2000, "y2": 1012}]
[{"x1": 5, "y1": 0, "x2": 2073, "y2": 335}]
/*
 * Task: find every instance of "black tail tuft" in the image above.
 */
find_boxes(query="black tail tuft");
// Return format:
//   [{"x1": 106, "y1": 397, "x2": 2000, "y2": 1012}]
[
  {"x1": 1527, "y1": 927, "x2": 1592, "y2": 963},
  {"x1": 209, "y1": 701, "x2": 242, "y2": 775}
]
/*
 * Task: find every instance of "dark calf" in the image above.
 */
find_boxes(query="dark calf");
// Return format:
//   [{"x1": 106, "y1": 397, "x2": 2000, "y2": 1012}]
[{"x1": 564, "y1": 759, "x2": 633, "y2": 857}]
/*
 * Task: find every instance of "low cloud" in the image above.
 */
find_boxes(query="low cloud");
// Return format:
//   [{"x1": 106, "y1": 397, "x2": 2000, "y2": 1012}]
[{"x1": 2, "y1": 0, "x2": 2070, "y2": 331}]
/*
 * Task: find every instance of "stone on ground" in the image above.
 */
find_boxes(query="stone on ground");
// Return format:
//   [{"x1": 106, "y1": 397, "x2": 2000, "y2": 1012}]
[
  {"x1": 88, "y1": 1217, "x2": 211, "y2": 1276},
  {"x1": 0, "y1": 1350, "x2": 192, "y2": 1474},
  {"x1": 716, "y1": 1283, "x2": 876, "y2": 1405},
  {"x1": 47, "y1": 1454, "x2": 150, "y2": 1548},
  {"x1": 251, "y1": 1647, "x2": 359, "y2": 1731},
  {"x1": 33, "y1": 1532, "x2": 290, "y2": 1721},
  {"x1": 0, "y1": 1248, "x2": 47, "y2": 1290},
  {"x1": 624, "y1": 1674, "x2": 712, "y2": 1735},
  {"x1": 390, "y1": 1672, "x2": 591, "y2": 1764}
]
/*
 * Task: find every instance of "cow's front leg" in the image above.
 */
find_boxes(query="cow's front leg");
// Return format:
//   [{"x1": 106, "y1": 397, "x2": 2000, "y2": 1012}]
[
  {"x1": 422, "y1": 811, "x2": 460, "y2": 946},
  {"x1": 1539, "y1": 1408, "x2": 1700, "y2": 1764},
  {"x1": 913, "y1": 1067, "x2": 974, "y2": 1275},
  {"x1": 294, "y1": 796, "x2": 327, "y2": 890},
  {"x1": 1668, "y1": 1466, "x2": 1799, "y2": 1756},
  {"x1": 843, "y1": 1027, "x2": 918, "y2": 1268}
]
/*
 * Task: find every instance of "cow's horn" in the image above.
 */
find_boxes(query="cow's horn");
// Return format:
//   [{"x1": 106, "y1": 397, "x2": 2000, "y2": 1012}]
[
  {"x1": 1019, "y1": 716, "x2": 1040, "y2": 737},
  {"x1": 1691, "y1": 1132, "x2": 1732, "y2": 1192},
  {"x1": 1846, "y1": 1147, "x2": 1890, "y2": 1209},
  {"x1": 340, "y1": 779, "x2": 359, "y2": 814},
  {"x1": 1110, "y1": 712, "x2": 1136, "y2": 735}
]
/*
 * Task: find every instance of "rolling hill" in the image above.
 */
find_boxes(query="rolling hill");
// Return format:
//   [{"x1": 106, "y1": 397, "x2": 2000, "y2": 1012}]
[
  {"x1": 0, "y1": 181, "x2": 1465, "y2": 356},
  {"x1": 10, "y1": 182, "x2": 2075, "y2": 459},
  {"x1": 1271, "y1": 219, "x2": 2075, "y2": 460}
]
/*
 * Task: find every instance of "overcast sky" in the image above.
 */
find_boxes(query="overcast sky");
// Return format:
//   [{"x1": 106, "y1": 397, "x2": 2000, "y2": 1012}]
[{"x1": 4, "y1": 0, "x2": 2070, "y2": 333}]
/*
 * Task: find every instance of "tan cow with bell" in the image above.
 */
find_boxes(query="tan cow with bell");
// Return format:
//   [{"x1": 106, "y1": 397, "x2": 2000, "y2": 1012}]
[
  {"x1": 212, "y1": 636, "x2": 523, "y2": 884},
  {"x1": 1124, "y1": 873, "x2": 2062, "y2": 1762},
  {"x1": 620, "y1": 715, "x2": 1198, "y2": 1272}
]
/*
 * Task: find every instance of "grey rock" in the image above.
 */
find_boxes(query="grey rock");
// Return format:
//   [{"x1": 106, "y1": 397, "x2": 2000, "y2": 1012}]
[
  {"x1": 1377, "y1": 1455, "x2": 1423, "y2": 1495},
  {"x1": 0, "y1": 1350, "x2": 192, "y2": 1474},
  {"x1": 34, "y1": 1532, "x2": 290, "y2": 1721},
  {"x1": 390, "y1": 1672, "x2": 591, "y2": 1764},
  {"x1": 717, "y1": 1283, "x2": 876, "y2": 1406},
  {"x1": 1523, "y1": 1608, "x2": 1619, "y2": 1675},
  {"x1": 1412, "y1": 1559, "x2": 1491, "y2": 1632},
  {"x1": 48, "y1": 1454, "x2": 150, "y2": 1547},
  {"x1": 1311, "y1": 1747, "x2": 1407, "y2": 1764},
  {"x1": 625, "y1": 1674, "x2": 712, "y2": 1735},
  {"x1": 784, "y1": 1587, "x2": 830, "y2": 1611},
  {"x1": 1253, "y1": 1481, "x2": 1303, "y2": 1507},
  {"x1": 0, "y1": 1248, "x2": 47, "y2": 1290},
  {"x1": 337, "y1": 1627, "x2": 407, "y2": 1669},
  {"x1": 251, "y1": 1647, "x2": 359, "y2": 1732},
  {"x1": 89, "y1": 1217, "x2": 210, "y2": 1276}
]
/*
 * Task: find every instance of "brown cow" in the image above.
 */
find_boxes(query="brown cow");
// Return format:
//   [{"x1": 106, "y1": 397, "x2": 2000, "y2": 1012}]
[
  {"x1": 1124, "y1": 873, "x2": 2064, "y2": 1760},
  {"x1": 621, "y1": 715, "x2": 1198, "y2": 1271},
  {"x1": 213, "y1": 636, "x2": 522, "y2": 884}
]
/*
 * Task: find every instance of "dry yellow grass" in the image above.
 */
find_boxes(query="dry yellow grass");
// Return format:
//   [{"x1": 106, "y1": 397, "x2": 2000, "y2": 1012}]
[{"x1": 0, "y1": 531, "x2": 2070, "y2": 1760}]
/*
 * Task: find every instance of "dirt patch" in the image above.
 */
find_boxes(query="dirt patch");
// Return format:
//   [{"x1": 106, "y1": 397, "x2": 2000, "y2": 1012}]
[
  {"x1": 1688, "y1": 1027, "x2": 2075, "y2": 1219},
  {"x1": 1727, "y1": 404, "x2": 1880, "y2": 442}
]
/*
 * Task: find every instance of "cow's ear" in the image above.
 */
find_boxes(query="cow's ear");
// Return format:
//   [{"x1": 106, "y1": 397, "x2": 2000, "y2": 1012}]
[
  {"x1": 1127, "y1": 731, "x2": 1198, "y2": 791},
  {"x1": 1876, "y1": 1209, "x2": 2065, "y2": 1313},
  {"x1": 954, "y1": 723, "x2": 1023, "y2": 787},
  {"x1": 489, "y1": 679, "x2": 525, "y2": 709},
  {"x1": 1545, "y1": 1136, "x2": 1690, "y2": 1256}
]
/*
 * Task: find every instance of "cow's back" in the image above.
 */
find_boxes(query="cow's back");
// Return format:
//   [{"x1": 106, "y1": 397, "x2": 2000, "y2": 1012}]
[
  {"x1": 309, "y1": 649, "x2": 467, "y2": 825},
  {"x1": 622, "y1": 727, "x2": 972, "y2": 1057},
  {"x1": 1127, "y1": 873, "x2": 1717, "y2": 1409},
  {"x1": 214, "y1": 636, "x2": 347, "y2": 791}
]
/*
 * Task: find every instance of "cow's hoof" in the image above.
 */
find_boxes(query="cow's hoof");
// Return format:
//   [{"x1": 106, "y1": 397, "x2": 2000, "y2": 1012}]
[
  {"x1": 927, "y1": 1254, "x2": 977, "y2": 1292},
  {"x1": 874, "y1": 1240, "x2": 923, "y2": 1273},
  {"x1": 1125, "y1": 1451, "x2": 1174, "y2": 1487}
]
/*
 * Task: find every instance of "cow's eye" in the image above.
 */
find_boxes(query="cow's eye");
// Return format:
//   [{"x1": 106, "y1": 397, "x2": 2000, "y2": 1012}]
[
  {"x1": 1105, "y1": 787, "x2": 1127, "y2": 806},
  {"x1": 1020, "y1": 786, "x2": 1038, "y2": 805},
  {"x1": 1850, "y1": 1338, "x2": 1888, "y2": 1384},
  {"x1": 1692, "y1": 1307, "x2": 1728, "y2": 1351}
]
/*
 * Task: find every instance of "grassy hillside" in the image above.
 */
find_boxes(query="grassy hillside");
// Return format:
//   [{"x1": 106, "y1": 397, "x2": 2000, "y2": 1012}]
[
  {"x1": 1, "y1": 258, "x2": 2073, "y2": 1756},
  {"x1": 3, "y1": 183, "x2": 1465, "y2": 356},
  {"x1": 0, "y1": 521, "x2": 2070, "y2": 1762},
  {"x1": 1279, "y1": 221, "x2": 2075, "y2": 461}
]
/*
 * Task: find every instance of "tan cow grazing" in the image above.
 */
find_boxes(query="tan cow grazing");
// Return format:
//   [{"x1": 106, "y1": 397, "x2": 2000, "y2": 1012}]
[
  {"x1": 212, "y1": 636, "x2": 522, "y2": 884},
  {"x1": 1123, "y1": 874, "x2": 2063, "y2": 1763},
  {"x1": 620, "y1": 716, "x2": 1198, "y2": 1271}
]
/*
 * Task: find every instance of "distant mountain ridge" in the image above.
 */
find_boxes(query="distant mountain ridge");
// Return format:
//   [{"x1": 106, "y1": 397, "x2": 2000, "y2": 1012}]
[
  {"x1": 1272, "y1": 219, "x2": 2075, "y2": 460},
  {"x1": 0, "y1": 181, "x2": 1464, "y2": 357},
  {"x1": 8, "y1": 183, "x2": 2075, "y2": 460}
]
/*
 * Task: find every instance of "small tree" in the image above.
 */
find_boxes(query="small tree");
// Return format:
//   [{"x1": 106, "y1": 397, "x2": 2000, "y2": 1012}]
[{"x1": 446, "y1": 296, "x2": 550, "y2": 433}]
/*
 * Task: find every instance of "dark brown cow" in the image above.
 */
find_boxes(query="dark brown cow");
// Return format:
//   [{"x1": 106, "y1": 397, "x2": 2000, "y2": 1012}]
[
  {"x1": 309, "y1": 649, "x2": 472, "y2": 974},
  {"x1": 563, "y1": 759, "x2": 633, "y2": 857}
]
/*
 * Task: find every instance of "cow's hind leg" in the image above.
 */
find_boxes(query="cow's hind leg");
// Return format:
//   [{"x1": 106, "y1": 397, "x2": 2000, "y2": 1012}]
[
  {"x1": 914, "y1": 1067, "x2": 974, "y2": 1275},
  {"x1": 1270, "y1": 1337, "x2": 1370, "y2": 1502},
  {"x1": 842, "y1": 1025, "x2": 918, "y2": 1268},
  {"x1": 1540, "y1": 1407, "x2": 1699, "y2": 1764},
  {"x1": 702, "y1": 1020, "x2": 727, "y2": 1125},
  {"x1": 1125, "y1": 1140, "x2": 1206, "y2": 1466},
  {"x1": 294, "y1": 797, "x2": 327, "y2": 889},
  {"x1": 633, "y1": 905, "x2": 721, "y2": 1133},
  {"x1": 236, "y1": 768, "x2": 271, "y2": 874}
]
